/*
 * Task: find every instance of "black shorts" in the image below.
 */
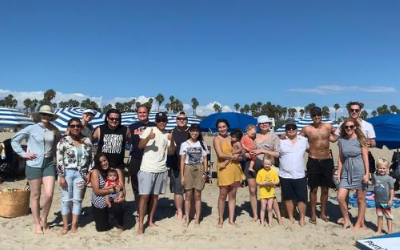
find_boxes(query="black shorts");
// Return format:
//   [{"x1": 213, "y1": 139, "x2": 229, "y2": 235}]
[
  {"x1": 306, "y1": 157, "x2": 334, "y2": 189},
  {"x1": 280, "y1": 177, "x2": 308, "y2": 203}
]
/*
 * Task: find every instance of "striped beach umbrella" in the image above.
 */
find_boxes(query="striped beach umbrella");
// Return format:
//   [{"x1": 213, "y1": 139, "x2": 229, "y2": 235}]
[
  {"x1": 275, "y1": 116, "x2": 338, "y2": 135},
  {"x1": 0, "y1": 107, "x2": 34, "y2": 127},
  {"x1": 53, "y1": 108, "x2": 104, "y2": 133}
]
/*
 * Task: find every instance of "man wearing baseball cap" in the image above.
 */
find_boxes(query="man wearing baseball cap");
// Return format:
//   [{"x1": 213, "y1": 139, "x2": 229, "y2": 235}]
[
  {"x1": 279, "y1": 119, "x2": 308, "y2": 226},
  {"x1": 137, "y1": 112, "x2": 176, "y2": 235}
]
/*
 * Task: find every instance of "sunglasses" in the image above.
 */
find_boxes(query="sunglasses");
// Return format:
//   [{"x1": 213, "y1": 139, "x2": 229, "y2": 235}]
[
  {"x1": 41, "y1": 113, "x2": 53, "y2": 117},
  {"x1": 311, "y1": 113, "x2": 322, "y2": 118},
  {"x1": 258, "y1": 122, "x2": 270, "y2": 126},
  {"x1": 286, "y1": 126, "x2": 297, "y2": 131},
  {"x1": 177, "y1": 117, "x2": 187, "y2": 121},
  {"x1": 69, "y1": 124, "x2": 83, "y2": 129},
  {"x1": 344, "y1": 125, "x2": 355, "y2": 130},
  {"x1": 108, "y1": 118, "x2": 119, "y2": 122},
  {"x1": 350, "y1": 109, "x2": 360, "y2": 113}
]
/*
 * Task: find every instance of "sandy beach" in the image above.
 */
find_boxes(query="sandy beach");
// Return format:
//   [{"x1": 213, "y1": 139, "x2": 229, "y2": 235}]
[{"x1": 0, "y1": 132, "x2": 399, "y2": 250}]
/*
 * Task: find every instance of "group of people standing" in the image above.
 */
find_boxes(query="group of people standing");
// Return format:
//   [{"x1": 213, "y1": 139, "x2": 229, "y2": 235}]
[{"x1": 9, "y1": 101, "x2": 395, "y2": 236}]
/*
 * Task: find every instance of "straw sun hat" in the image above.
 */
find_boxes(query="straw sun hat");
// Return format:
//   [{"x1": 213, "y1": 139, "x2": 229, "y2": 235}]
[{"x1": 33, "y1": 105, "x2": 59, "y2": 122}]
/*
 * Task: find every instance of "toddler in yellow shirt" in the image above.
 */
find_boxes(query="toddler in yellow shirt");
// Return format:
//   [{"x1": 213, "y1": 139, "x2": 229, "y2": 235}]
[{"x1": 256, "y1": 155, "x2": 282, "y2": 227}]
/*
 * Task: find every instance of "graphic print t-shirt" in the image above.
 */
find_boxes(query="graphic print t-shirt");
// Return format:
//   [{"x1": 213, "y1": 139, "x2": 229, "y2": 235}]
[
  {"x1": 179, "y1": 140, "x2": 208, "y2": 165},
  {"x1": 97, "y1": 124, "x2": 127, "y2": 168}
]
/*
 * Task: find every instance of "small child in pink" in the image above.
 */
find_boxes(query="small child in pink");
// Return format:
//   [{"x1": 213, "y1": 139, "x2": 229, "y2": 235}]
[
  {"x1": 105, "y1": 169, "x2": 123, "y2": 208},
  {"x1": 242, "y1": 124, "x2": 257, "y2": 173}
]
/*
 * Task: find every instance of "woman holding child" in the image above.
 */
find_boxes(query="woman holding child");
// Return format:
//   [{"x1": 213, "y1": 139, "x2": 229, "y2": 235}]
[
  {"x1": 213, "y1": 119, "x2": 244, "y2": 227},
  {"x1": 56, "y1": 118, "x2": 93, "y2": 235},
  {"x1": 90, "y1": 153, "x2": 125, "y2": 231},
  {"x1": 337, "y1": 118, "x2": 369, "y2": 231},
  {"x1": 246, "y1": 115, "x2": 280, "y2": 222}
]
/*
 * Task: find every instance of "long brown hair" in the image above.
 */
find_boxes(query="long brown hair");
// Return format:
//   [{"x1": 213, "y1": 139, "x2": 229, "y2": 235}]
[{"x1": 339, "y1": 118, "x2": 367, "y2": 146}]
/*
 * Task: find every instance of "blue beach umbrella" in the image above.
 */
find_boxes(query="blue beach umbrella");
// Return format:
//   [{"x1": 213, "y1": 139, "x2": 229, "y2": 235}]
[
  {"x1": 199, "y1": 112, "x2": 257, "y2": 133},
  {"x1": 368, "y1": 114, "x2": 400, "y2": 149},
  {"x1": 0, "y1": 107, "x2": 34, "y2": 127}
]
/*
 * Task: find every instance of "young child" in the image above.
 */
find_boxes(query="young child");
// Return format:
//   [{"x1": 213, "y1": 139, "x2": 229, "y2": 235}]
[
  {"x1": 256, "y1": 155, "x2": 282, "y2": 227},
  {"x1": 371, "y1": 158, "x2": 395, "y2": 235},
  {"x1": 222, "y1": 129, "x2": 243, "y2": 168},
  {"x1": 241, "y1": 124, "x2": 257, "y2": 173},
  {"x1": 104, "y1": 169, "x2": 123, "y2": 208}
]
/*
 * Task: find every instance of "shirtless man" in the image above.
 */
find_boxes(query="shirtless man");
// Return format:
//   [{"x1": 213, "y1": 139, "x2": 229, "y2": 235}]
[{"x1": 300, "y1": 106, "x2": 337, "y2": 224}]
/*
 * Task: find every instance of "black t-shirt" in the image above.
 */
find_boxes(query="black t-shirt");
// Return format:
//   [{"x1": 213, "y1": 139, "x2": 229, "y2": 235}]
[
  {"x1": 97, "y1": 124, "x2": 127, "y2": 169},
  {"x1": 129, "y1": 121, "x2": 156, "y2": 160},
  {"x1": 168, "y1": 126, "x2": 189, "y2": 171}
]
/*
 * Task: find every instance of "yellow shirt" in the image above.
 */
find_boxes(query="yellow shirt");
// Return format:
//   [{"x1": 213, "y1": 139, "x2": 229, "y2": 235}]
[{"x1": 256, "y1": 168, "x2": 279, "y2": 199}]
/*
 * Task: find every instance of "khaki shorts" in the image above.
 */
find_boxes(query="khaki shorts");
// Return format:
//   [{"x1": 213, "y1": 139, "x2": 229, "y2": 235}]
[{"x1": 184, "y1": 163, "x2": 205, "y2": 191}]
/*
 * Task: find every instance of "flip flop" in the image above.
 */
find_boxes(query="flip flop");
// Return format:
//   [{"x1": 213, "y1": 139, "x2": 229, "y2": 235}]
[
  {"x1": 320, "y1": 216, "x2": 330, "y2": 222},
  {"x1": 309, "y1": 218, "x2": 317, "y2": 225}
]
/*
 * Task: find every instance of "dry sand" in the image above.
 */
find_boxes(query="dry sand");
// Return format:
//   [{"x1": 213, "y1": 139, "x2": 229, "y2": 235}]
[{"x1": 0, "y1": 132, "x2": 399, "y2": 250}]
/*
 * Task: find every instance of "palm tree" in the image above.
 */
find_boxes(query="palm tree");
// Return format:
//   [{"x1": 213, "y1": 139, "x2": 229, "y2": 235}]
[
  {"x1": 360, "y1": 110, "x2": 368, "y2": 120},
  {"x1": 372, "y1": 110, "x2": 377, "y2": 117},
  {"x1": 234, "y1": 103, "x2": 240, "y2": 112},
  {"x1": 23, "y1": 98, "x2": 32, "y2": 113},
  {"x1": 321, "y1": 106, "x2": 330, "y2": 119},
  {"x1": 299, "y1": 109, "x2": 305, "y2": 117},
  {"x1": 333, "y1": 103, "x2": 340, "y2": 121},
  {"x1": 213, "y1": 103, "x2": 222, "y2": 113},
  {"x1": 155, "y1": 93, "x2": 164, "y2": 111},
  {"x1": 243, "y1": 104, "x2": 250, "y2": 114},
  {"x1": 390, "y1": 105, "x2": 399, "y2": 114},
  {"x1": 191, "y1": 98, "x2": 199, "y2": 115}
]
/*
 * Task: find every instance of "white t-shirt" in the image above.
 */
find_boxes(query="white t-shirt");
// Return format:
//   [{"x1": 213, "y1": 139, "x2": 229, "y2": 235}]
[
  {"x1": 279, "y1": 136, "x2": 308, "y2": 179},
  {"x1": 335, "y1": 119, "x2": 376, "y2": 139},
  {"x1": 179, "y1": 140, "x2": 208, "y2": 164},
  {"x1": 140, "y1": 127, "x2": 170, "y2": 173}
]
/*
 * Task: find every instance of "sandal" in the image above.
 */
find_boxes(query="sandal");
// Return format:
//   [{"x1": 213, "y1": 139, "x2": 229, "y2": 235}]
[{"x1": 309, "y1": 218, "x2": 317, "y2": 225}]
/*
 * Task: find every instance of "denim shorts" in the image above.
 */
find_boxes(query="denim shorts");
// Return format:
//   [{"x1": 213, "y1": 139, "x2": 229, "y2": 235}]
[{"x1": 25, "y1": 158, "x2": 56, "y2": 180}]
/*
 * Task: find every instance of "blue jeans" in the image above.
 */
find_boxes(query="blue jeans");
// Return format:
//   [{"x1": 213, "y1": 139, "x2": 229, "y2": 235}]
[{"x1": 61, "y1": 169, "x2": 85, "y2": 216}]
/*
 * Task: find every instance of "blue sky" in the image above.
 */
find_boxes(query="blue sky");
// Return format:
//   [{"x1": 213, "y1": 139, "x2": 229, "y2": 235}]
[{"x1": 0, "y1": 0, "x2": 399, "y2": 115}]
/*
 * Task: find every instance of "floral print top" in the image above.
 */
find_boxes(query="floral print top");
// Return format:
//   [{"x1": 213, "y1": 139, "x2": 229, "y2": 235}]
[{"x1": 56, "y1": 135, "x2": 93, "y2": 178}]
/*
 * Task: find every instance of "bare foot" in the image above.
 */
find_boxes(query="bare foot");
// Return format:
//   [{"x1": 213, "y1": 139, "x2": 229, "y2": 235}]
[
  {"x1": 353, "y1": 224, "x2": 361, "y2": 231},
  {"x1": 251, "y1": 217, "x2": 259, "y2": 223},
  {"x1": 40, "y1": 219, "x2": 49, "y2": 231},
  {"x1": 268, "y1": 223, "x2": 273, "y2": 227},
  {"x1": 337, "y1": 218, "x2": 344, "y2": 224},
  {"x1": 229, "y1": 222, "x2": 241, "y2": 228},
  {"x1": 278, "y1": 219, "x2": 283, "y2": 225},
  {"x1": 136, "y1": 228, "x2": 144, "y2": 235},
  {"x1": 342, "y1": 221, "x2": 351, "y2": 230},
  {"x1": 149, "y1": 222, "x2": 158, "y2": 227},
  {"x1": 216, "y1": 222, "x2": 223, "y2": 228},
  {"x1": 289, "y1": 218, "x2": 295, "y2": 224},
  {"x1": 374, "y1": 231, "x2": 382, "y2": 236},
  {"x1": 184, "y1": 219, "x2": 189, "y2": 228},
  {"x1": 299, "y1": 219, "x2": 305, "y2": 227},
  {"x1": 70, "y1": 225, "x2": 77, "y2": 234},
  {"x1": 34, "y1": 224, "x2": 44, "y2": 235},
  {"x1": 61, "y1": 227, "x2": 68, "y2": 235},
  {"x1": 175, "y1": 212, "x2": 183, "y2": 220},
  {"x1": 320, "y1": 215, "x2": 329, "y2": 222}
]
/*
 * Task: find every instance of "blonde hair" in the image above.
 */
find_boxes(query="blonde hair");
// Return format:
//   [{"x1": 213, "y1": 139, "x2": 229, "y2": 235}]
[
  {"x1": 246, "y1": 124, "x2": 256, "y2": 132},
  {"x1": 339, "y1": 118, "x2": 367, "y2": 147},
  {"x1": 376, "y1": 157, "x2": 390, "y2": 171},
  {"x1": 263, "y1": 154, "x2": 274, "y2": 165}
]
